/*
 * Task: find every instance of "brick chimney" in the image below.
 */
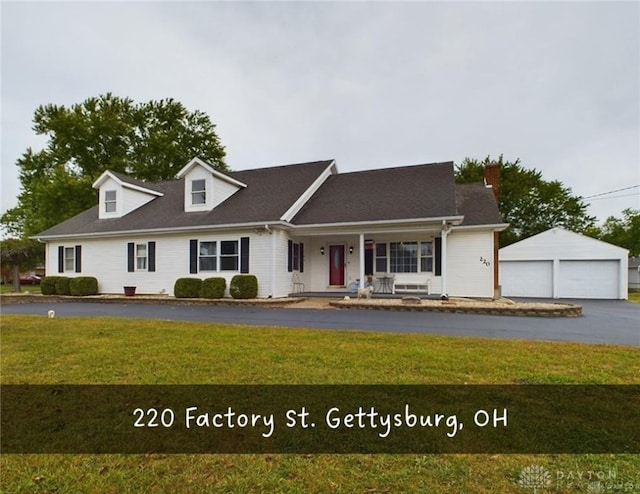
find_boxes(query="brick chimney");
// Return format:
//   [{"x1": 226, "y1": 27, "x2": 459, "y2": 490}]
[
  {"x1": 484, "y1": 162, "x2": 501, "y2": 297},
  {"x1": 484, "y1": 162, "x2": 500, "y2": 202}
]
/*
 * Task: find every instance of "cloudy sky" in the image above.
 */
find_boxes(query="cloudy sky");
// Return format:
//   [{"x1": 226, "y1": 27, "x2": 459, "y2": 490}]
[{"x1": 2, "y1": 1, "x2": 639, "y2": 224}]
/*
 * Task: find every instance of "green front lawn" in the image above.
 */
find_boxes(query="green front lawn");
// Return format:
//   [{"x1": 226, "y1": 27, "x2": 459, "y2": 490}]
[
  {"x1": 2, "y1": 315, "x2": 639, "y2": 493},
  {"x1": 0, "y1": 284, "x2": 41, "y2": 294}
]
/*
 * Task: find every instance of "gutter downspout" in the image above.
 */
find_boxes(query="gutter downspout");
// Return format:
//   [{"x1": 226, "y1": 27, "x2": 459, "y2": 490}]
[
  {"x1": 441, "y1": 220, "x2": 452, "y2": 298},
  {"x1": 269, "y1": 227, "x2": 276, "y2": 298}
]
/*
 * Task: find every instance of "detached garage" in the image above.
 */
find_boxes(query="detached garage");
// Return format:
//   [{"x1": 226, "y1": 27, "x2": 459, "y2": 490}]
[{"x1": 499, "y1": 227, "x2": 628, "y2": 300}]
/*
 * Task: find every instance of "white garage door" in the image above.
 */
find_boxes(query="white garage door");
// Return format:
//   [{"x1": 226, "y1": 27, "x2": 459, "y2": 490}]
[
  {"x1": 500, "y1": 261, "x2": 553, "y2": 298},
  {"x1": 559, "y1": 260, "x2": 620, "y2": 299}
]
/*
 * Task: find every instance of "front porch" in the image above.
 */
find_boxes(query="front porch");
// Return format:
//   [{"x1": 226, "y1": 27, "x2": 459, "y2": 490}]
[
  {"x1": 290, "y1": 291, "x2": 443, "y2": 300},
  {"x1": 288, "y1": 229, "x2": 448, "y2": 297}
]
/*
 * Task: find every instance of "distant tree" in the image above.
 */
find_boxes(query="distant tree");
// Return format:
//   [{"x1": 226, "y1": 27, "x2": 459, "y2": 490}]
[
  {"x1": 591, "y1": 209, "x2": 640, "y2": 256},
  {"x1": 1, "y1": 93, "x2": 227, "y2": 237},
  {"x1": 455, "y1": 155, "x2": 596, "y2": 246},
  {"x1": 0, "y1": 238, "x2": 45, "y2": 292}
]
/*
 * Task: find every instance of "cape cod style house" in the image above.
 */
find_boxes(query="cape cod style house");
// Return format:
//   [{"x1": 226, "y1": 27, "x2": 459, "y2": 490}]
[{"x1": 35, "y1": 158, "x2": 507, "y2": 298}]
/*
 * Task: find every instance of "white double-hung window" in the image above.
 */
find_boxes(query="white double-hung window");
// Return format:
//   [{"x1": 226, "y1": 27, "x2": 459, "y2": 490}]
[
  {"x1": 105, "y1": 190, "x2": 117, "y2": 213},
  {"x1": 191, "y1": 179, "x2": 206, "y2": 205},
  {"x1": 136, "y1": 244, "x2": 148, "y2": 270}
]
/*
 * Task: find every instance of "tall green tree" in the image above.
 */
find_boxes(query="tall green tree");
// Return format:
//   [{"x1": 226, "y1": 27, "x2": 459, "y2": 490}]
[
  {"x1": 0, "y1": 238, "x2": 45, "y2": 292},
  {"x1": 1, "y1": 93, "x2": 227, "y2": 237},
  {"x1": 455, "y1": 155, "x2": 596, "y2": 246},
  {"x1": 592, "y1": 209, "x2": 640, "y2": 256}
]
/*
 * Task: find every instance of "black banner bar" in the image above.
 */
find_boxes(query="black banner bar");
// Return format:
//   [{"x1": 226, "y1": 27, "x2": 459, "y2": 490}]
[{"x1": 1, "y1": 385, "x2": 638, "y2": 454}]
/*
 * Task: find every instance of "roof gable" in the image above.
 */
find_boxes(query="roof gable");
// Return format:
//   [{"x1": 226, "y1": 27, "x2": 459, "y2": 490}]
[
  {"x1": 292, "y1": 161, "x2": 460, "y2": 225},
  {"x1": 93, "y1": 170, "x2": 164, "y2": 196},
  {"x1": 500, "y1": 227, "x2": 629, "y2": 259},
  {"x1": 176, "y1": 157, "x2": 247, "y2": 188}
]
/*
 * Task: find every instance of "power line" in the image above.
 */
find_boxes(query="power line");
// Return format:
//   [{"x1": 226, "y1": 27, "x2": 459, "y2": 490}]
[
  {"x1": 588, "y1": 193, "x2": 640, "y2": 201},
  {"x1": 584, "y1": 184, "x2": 640, "y2": 199}
]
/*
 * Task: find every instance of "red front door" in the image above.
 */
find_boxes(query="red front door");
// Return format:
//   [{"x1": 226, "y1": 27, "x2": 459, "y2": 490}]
[{"x1": 329, "y1": 245, "x2": 345, "y2": 286}]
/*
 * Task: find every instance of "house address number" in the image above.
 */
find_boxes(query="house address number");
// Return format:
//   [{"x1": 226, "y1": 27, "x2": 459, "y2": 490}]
[{"x1": 480, "y1": 257, "x2": 491, "y2": 267}]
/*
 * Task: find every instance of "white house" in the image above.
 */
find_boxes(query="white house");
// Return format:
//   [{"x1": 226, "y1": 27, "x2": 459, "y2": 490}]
[
  {"x1": 35, "y1": 157, "x2": 507, "y2": 298},
  {"x1": 499, "y1": 227, "x2": 629, "y2": 300}
]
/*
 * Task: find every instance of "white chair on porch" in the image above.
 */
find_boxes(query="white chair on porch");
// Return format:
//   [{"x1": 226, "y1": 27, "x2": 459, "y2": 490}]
[{"x1": 291, "y1": 272, "x2": 305, "y2": 294}]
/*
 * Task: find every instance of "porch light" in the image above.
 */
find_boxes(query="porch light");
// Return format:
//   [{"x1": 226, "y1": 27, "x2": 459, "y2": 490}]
[
  {"x1": 320, "y1": 247, "x2": 325, "y2": 255},
  {"x1": 349, "y1": 246, "x2": 354, "y2": 254}
]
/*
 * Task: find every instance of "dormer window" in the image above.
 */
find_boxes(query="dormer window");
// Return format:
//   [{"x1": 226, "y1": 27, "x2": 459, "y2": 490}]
[
  {"x1": 105, "y1": 190, "x2": 117, "y2": 213},
  {"x1": 191, "y1": 179, "x2": 206, "y2": 205}
]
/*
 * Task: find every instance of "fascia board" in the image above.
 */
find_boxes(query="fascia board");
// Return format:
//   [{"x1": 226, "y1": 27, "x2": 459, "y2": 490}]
[{"x1": 452, "y1": 223, "x2": 509, "y2": 232}]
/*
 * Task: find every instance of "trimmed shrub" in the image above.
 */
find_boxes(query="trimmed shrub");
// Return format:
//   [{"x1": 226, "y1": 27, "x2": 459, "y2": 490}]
[
  {"x1": 201, "y1": 277, "x2": 226, "y2": 299},
  {"x1": 174, "y1": 278, "x2": 203, "y2": 298},
  {"x1": 54, "y1": 277, "x2": 71, "y2": 296},
  {"x1": 230, "y1": 274, "x2": 258, "y2": 299},
  {"x1": 41, "y1": 276, "x2": 62, "y2": 295},
  {"x1": 70, "y1": 277, "x2": 99, "y2": 296}
]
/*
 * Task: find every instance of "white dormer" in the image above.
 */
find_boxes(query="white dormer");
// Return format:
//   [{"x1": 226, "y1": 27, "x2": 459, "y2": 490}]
[
  {"x1": 93, "y1": 171, "x2": 164, "y2": 219},
  {"x1": 176, "y1": 157, "x2": 247, "y2": 213}
]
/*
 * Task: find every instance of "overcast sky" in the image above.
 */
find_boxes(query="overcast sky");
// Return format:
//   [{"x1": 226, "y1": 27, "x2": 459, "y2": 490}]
[{"x1": 2, "y1": 1, "x2": 639, "y2": 225}]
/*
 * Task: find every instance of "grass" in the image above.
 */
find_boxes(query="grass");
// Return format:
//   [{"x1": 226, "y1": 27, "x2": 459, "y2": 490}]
[
  {"x1": 0, "y1": 284, "x2": 41, "y2": 294},
  {"x1": 628, "y1": 291, "x2": 640, "y2": 303},
  {"x1": 2, "y1": 315, "x2": 639, "y2": 493}
]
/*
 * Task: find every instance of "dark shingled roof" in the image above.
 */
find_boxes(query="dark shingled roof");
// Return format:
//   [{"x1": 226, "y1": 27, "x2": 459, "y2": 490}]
[
  {"x1": 292, "y1": 162, "x2": 458, "y2": 224},
  {"x1": 455, "y1": 182, "x2": 503, "y2": 225},
  {"x1": 37, "y1": 160, "x2": 333, "y2": 237},
  {"x1": 36, "y1": 159, "x2": 504, "y2": 238}
]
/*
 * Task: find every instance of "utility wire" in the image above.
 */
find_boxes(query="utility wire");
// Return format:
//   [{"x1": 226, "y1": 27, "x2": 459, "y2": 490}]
[
  {"x1": 583, "y1": 184, "x2": 640, "y2": 199},
  {"x1": 588, "y1": 193, "x2": 640, "y2": 201}
]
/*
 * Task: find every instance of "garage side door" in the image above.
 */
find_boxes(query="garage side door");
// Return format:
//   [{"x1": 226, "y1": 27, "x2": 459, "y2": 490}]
[
  {"x1": 500, "y1": 261, "x2": 553, "y2": 298},
  {"x1": 559, "y1": 260, "x2": 620, "y2": 299}
]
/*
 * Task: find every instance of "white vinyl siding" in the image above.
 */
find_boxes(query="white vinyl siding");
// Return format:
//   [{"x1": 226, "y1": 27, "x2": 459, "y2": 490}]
[
  {"x1": 446, "y1": 230, "x2": 495, "y2": 298},
  {"x1": 46, "y1": 232, "x2": 278, "y2": 297}
]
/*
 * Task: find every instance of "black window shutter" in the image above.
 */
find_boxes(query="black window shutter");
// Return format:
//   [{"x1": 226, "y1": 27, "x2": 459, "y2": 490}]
[
  {"x1": 435, "y1": 237, "x2": 442, "y2": 276},
  {"x1": 148, "y1": 241, "x2": 156, "y2": 272},
  {"x1": 287, "y1": 240, "x2": 293, "y2": 272},
  {"x1": 189, "y1": 239, "x2": 198, "y2": 274},
  {"x1": 240, "y1": 237, "x2": 250, "y2": 273},
  {"x1": 299, "y1": 243, "x2": 304, "y2": 273},
  {"x1": 75, "y1": 245, "x2": 82, "y2": 273},
  {"x1": 58, "y1": 246, "x2": 64, "y2": 273},
  {"x1": 127, "y1": 243, "x2": 135, "y2": 272}
]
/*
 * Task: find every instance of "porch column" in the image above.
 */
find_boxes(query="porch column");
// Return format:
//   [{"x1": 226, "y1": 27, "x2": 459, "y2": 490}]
[
  {"x1": 359, "y1": 233, "x2": 365, "y2": 288},
  {"x1": 441, "y1": 221, "x2": 451, "y2": 297}
]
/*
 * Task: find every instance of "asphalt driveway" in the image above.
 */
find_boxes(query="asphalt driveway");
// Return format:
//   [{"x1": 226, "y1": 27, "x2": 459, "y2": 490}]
[{"x1": 2, "y1": 299, "x2": 638, "y2": 346}]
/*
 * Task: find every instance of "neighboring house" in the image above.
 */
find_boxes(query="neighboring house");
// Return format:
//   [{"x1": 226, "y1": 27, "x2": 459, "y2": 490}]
[
  {"x1": 629, "y1": 257, "x2": 640, "y2": 291},
  {"x1": 34, "y1": 157, "x2": 507, "y2": 298},
  {"x1": 499, "y1": 228, "x2": 629, "y2": 300}
]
